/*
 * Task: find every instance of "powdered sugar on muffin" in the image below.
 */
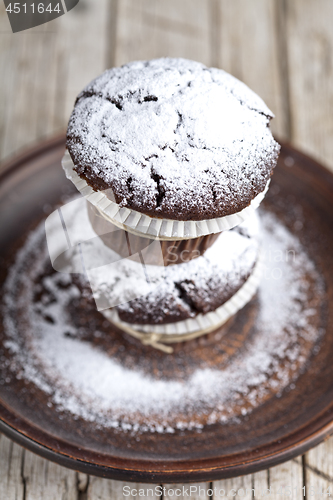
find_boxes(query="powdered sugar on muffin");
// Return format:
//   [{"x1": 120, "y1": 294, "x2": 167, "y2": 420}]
[{"x1": 67, "y1": 58, "x2": 280, "y2": 221}]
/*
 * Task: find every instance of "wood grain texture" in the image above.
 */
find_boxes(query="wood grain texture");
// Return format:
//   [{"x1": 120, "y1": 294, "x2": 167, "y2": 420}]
[
  {"x1": 0, "y1": 14, "x2": 58, "y2": 159},
  {"x1": 87, "y1": 478, "x2": 160, "y2": 499},
  {"x1": 306, "y1": 437, "x2": 333, "y2": 479},
  {"x1": 268, "y1": 460, "x2": 304, "y2": 498},
  {"x1": 214, "y1": 474, "x2": 253, "y2": 499},
  {"x1": 23, "y1": 449, "x2": 77, "y2": 500},
  {"x1": 57, "y1": 0, "x2": 109, "y2": 129},
  {"x1": 305, "y1": 437, "x2": 333, "y2": 495},
  {"x1": 214, "y1": 462, "x2": 304, "y2": 498},
  {"x1": 114, "y1": 0, "x2": 211, "y2": 67},
  {"x1": 0, "y1": 434, "x2": 24, "y2": 500},
  {"x1": 213, "y1": 0, "x2": 286, "y2": 139},
  {"x1": 252, "y1": 469, "x2": 269, "y2": 497},
  {"x1": 286, "y1": 0, "x2": 333, "y2": 171},
  {"x1": 0, "y1": 0, "x2": 109, "y2": 162},
  {"x1": 163, "y1": 482, "x2": 210, "y2": 499}
]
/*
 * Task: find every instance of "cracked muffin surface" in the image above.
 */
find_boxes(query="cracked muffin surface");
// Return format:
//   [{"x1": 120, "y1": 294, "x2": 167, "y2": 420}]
[
  {"x1": 66, "y1": 58, "x2": 280, "y2": 221},
  {"x1": 73, "y1": 213, "x2": 260, "y2": 325}
]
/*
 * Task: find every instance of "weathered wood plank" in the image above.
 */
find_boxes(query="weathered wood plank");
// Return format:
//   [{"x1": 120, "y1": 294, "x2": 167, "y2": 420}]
[
  {"x1": 58, "y1": 0, "x2": 109, "y2": 128},
  {"x1": 114, "y1": 0, "x2": 211, "y2": 67},
  {"x1": 214, "y1": 462, "x2": 303, "y2": 499},
  {"x1": 0, "y1": 1, "x2": 18, "y2": 162},
  {"x1": 213, "y1": 0, "x2": 286, "y2": 139},
  {"x1": 0, "y1": 0, "x2": 109, "y2": 162},
  {"x1": 0, "y1": 434, "x2": 25, "y2": 500},
  {"x1": 214, "y1": 475, "x2": 253, "y2": 499},
  {"x1": 305, "y1": 436, "x2": 333, "y2": 496},
  {"x1": 164, "y1": 482, "x2": 210, "y2": 499},
  {"x1": 23, "y1": 448, "x2": 77, "y2": 500},
  {"x1": 0, "y1": 6, "x2": 60, "y2": 160},
  {"x1": 252, "y1": 469, "x2": 269, "y2": 496},
  {"x1": 87, "y1": 478, "x2": 160, "y2": 499},
  {"x1": 268, "y1": 459, "x2": 304, "y2": 498},
  {"x1": 305, "y1": 469, "x2": 332, "y2": 498},
  {"x1": 286, "y1": 0, "x2": 333, "y2": 172},
  {"x1": 306, "y1": 435, "x2": 333, "y2": 479}
]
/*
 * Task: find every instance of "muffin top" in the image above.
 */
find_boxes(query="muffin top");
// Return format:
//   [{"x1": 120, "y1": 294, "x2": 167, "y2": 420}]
[
  {"x1": 66, "y1": 58, "x2": 280, "y2": 221},
  {"x1": 75, "y1": 213, "x2": 259, "y2": 325}
]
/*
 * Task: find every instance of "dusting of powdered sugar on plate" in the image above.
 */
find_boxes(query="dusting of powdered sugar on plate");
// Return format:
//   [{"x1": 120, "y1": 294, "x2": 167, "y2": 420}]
[
  {"x1": 66, "y1": 58, "x2": 280, "y2": 220},
  {"x1": 2, "y1": 210, "x2": 325, "y2": 433}
]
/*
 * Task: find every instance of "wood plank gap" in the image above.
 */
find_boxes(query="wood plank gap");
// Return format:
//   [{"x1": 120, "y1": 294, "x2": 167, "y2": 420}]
[
  {"x1": 7, "y1": 439, "x2": 13, "y2": 476},
  {"x1": 20, "y1": 448, "x2": 26, "y2": 500},
  {"x1": 106, "y1": 0, "x2": 119, "y2": 69},
  {"x1": 251, "y1": 474, "x2": 255, "y2": 500},
  {"x1": 302, "y1": 454, "x2": 308, "y2": 500},
  {"x1": 77, "y1": 472, "x2": 89, "y2": 500},
  {"x1": 209, "y1": 481, "x2": 213, "y2": 500},
  {"x1": 273, "y1": 0, "x2": 292, "y2": 141},
  {"x1": 303, "y1": 461, "x2": 333, "y2": 485}
]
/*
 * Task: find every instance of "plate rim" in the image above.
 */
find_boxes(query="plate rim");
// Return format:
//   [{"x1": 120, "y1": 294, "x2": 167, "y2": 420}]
[
  {"x1": 1, "y1": 134, "x2": 333, "y2": 483},
  {"x1": 1, "y1": 405, "x2": 333, "y2": 483}
]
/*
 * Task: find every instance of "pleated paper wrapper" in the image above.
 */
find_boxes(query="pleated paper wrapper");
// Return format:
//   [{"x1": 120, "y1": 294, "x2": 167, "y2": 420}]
[
  {"x1": 101, "y1": 254, "x2": 263, "y2": 346},
  {"x1": 62, "y1": 151, "x2": 269, "y2": 241}
]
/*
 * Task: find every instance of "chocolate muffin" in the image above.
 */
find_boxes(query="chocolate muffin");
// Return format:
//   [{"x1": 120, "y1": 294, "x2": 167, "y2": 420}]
[
  {"x1": 73, "y1": 212, "x2": 260, "y2": 326},
  {"x1": 66, "y1": 58, "x2": 280, "y2": 223}
]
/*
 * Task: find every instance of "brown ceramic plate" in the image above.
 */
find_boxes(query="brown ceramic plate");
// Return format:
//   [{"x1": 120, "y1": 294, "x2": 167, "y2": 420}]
[{"x1": 0, "y1": 135, "x2": 333, "y2": 483}]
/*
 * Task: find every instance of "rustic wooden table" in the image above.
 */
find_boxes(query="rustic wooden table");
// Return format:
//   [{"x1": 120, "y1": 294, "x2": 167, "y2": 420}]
[{"x1": 1, "y1": 0, "x2": 333, "y2": 498}]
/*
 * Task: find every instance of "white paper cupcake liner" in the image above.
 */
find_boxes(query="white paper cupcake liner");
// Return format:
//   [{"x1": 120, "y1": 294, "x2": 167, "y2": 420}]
[
  {"x1": 101, "y1": 253, "x2": 263, "y2": 352},
  {"x1": 62, "y1": 151, "x2": 269, "y2": 241}
]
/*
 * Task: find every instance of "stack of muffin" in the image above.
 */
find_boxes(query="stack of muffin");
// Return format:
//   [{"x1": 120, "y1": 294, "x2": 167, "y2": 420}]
[{"x1": 63, "y1": 58, "x2": 280, "y2": 352}]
